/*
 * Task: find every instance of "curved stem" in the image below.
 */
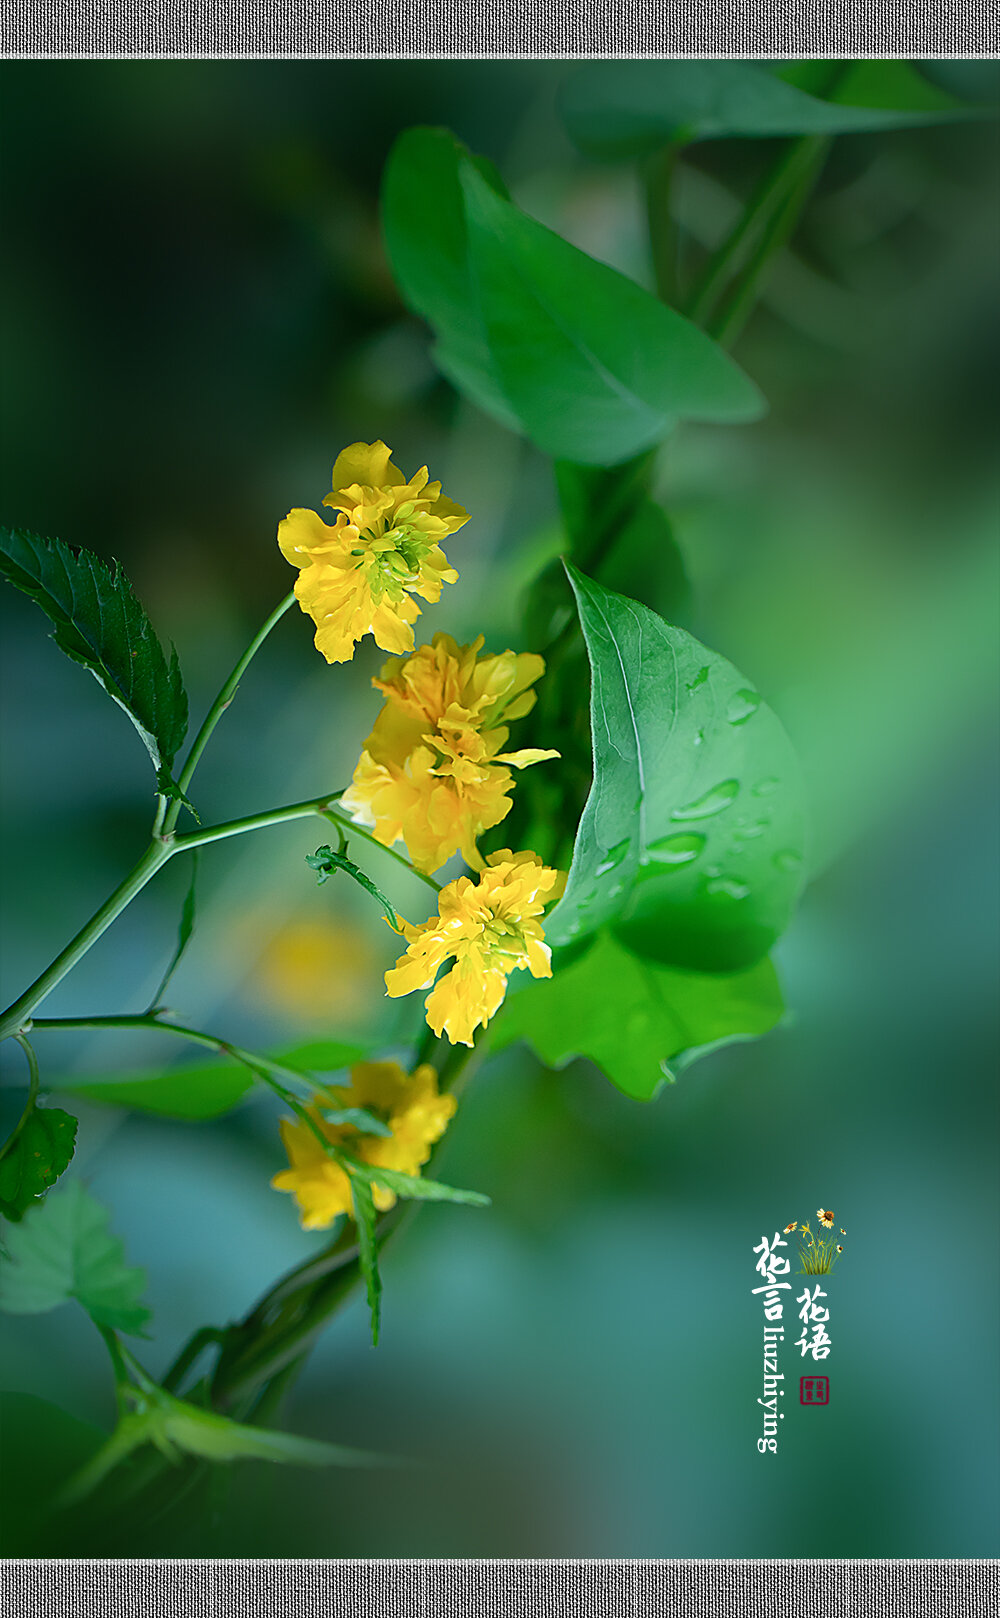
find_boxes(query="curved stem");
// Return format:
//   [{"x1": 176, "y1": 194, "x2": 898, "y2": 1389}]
[
  {"x1": 163, "y1": 590, "x2": 296, "y2": 834},
  {"x1": 0, "y1": 1035, "x2": 40, "y2": 1162},
  {"x1": 644, "y1": 143, "x2": 680, "y2": 304},
  {"x1": 0, "y1": 840, "x2": 174, "y2": 1043}
]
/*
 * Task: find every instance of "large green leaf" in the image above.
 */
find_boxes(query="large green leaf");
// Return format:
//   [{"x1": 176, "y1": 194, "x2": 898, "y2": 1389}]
[
  {"x1": 0, "y1": 1181, "x2": 150, "y2": 1335},
  {"x1": 0, "y1": 527, "x2": 187, "y2": 791},
  {"x1": 0, "y1": 1104, "x2": 78, "y2": 1221},
  {"x1": 545, "y1": 566, "x2": 805, "y2": 971},
  {"x1": 382, "y1": 128, "x2": 763, "y2": 464},
  {"x1": 493, "y1": 931, "x2": 784, "y2": 1100},
  {"x1": 559, "y1": 59, "x2": 978, "y2": 160}
]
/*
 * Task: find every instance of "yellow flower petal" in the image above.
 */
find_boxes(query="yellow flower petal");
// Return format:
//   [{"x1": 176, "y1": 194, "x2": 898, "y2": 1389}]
[{"x1": 278, "y1": 443, "x2": 468, "y2": 664}]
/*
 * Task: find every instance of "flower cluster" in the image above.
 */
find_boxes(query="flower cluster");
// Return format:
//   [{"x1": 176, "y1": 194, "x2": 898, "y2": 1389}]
[
  {"x1": 272, "y1": 1060, "x2": 455, "y2": 1228},
  {"x1": 274, "y1": 441, "x2": 562, "y2": 1216},
  {"x1": 340, "y1": 632, "x2": 559, "y2": 873}
]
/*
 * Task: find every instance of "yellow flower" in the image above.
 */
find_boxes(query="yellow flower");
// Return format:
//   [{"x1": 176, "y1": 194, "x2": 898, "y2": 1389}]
[
  {"x1": 270, "y1": 1059, "x2": 456, "y2": 1228},
  {"x1": 340, "y1": 633, "x2": 559, "y2": 872},
  {"x1": 817, "y1": 1208, "x2": 835, "y2": 1228},
  {"x1": 384, "y1": 850, "x2": 563, "y2": 1046},
  {"x1": 277, "y1": 441, "x2": 468, "y2": 663},
  {"x1": 783, "y1": 1221, "x2": 798, "y2": 1233}
]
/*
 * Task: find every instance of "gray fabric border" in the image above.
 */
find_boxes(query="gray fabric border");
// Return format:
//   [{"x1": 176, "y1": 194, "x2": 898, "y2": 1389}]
[
  {"x1": 0, "y1": 1, "x2": 997, "y2": 59},
  {"x1": 1, "y1": 1559, "x2": 999, "y2": 1615}
]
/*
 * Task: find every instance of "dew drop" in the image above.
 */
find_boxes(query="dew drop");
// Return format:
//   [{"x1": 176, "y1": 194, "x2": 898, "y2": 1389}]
[
  {"x1": 753, "y1": 777, "x2": 779, "y2": 797},
  {"x1": 693, "y1": 729, "x2": 704, "y2": 747},
  {"x1": 774, "y1": 850, "x2": 803, "y2": 873},
  {"x1": 595, "y1": 836, "x2": 631, "y2": 877},
  {"x1": 706, "y1": 877, "x2": 750, "y2": 900},
  {"x1": 671, "y1": 780, "x2": 739, "y2": 820},
  {"x1": 727, "y1": 689, "x2": 760, "y2": 725},
  {"x1": 686, "y1": 666, "x2": 710, "y2": 692},
  {"x1": 646, "y1": 831, "x2": 707, "y2": 866}
]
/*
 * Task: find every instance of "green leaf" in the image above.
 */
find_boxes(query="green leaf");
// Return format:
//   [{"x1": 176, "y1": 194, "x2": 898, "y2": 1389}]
[
  {"x1": 342, "y1": 1155, "x2": 491, "y2": 1207},
  {"x1": 559, "y1": 59, "x2": 981, "y2": 160},
  {"x1": 154, "y1": 1394, "x2": 391, "y2": 1469},
  {"x1": 277, "y1": 1039, "x2": 368, "y2": 1072},
  {"x1": 307, "y1": 845, "x2": 402, "y2": 931},
  {"x1": 493, "y1": 931, "x2": 784, "y2": 1100},
  {"x1": 545, "y1": 565, "x2": 805, "y2": 972},
  {"x1": 0, "y1": 1393, "x2": 107, "y2": 1553},
  {"x1": 0, "y1": 1105, "x2": 78, "y2": 1221},
  {"x1": 382, "y1": 128, "x2": 763, "y2": 465},
  {"x1": 772, "y1": 58, "x2": 974, "y2": 114},
  {"x1": 0, "y1": 527, "x2": 188, "y2": 786},
  {"x1": 149, "y1": 854, "x2": 198, "y2": 1008},
  {"x1": 350, "y1": 1173, "x2": 382, "y2": 1347},
  {"x1": 320, "y1": 1107, "x2": 392, "y2": 1138},
  {"x1": 381, "y1": 127, "x2": 519, "y2": 432},
  {"x1": 50, "y1": 1038, "x2": 369, "y2": 1122},
  {"x1": 0, "y1": 1181, "x2": 150, "y2": 1334},
  {"x1": 57, "y1": 1061, "x2": 255, "y2": 1121}
]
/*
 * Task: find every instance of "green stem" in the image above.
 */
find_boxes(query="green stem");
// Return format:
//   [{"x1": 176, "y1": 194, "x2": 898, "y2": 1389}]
[
  {"x1": 0, "y1": 1035, "x2": 40, "y2": 1161},
  {"x1": 28, "y1": 1012, "x2": 334, "y2": 1148},
  {"x1": 0, "y1": 840, "x2": 173, "y2": 1042},
  {"x1": 685, "y1": 137, "x2": 816, "y2": 329},
  {"x1": 644, "y1": 143, "x2": 680, "y2": 304},
  {"x1": 708, "y1": 137, "x2": 830, "y2": 345},
  {"x1": 163, "y1": 591, "x2": 296, "y2": 834}
]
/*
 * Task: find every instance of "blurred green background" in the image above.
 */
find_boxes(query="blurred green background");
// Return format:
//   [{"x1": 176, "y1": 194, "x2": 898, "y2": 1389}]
[{"x1": 0, "y1": 60, "x2": 998, "y2": 1556}]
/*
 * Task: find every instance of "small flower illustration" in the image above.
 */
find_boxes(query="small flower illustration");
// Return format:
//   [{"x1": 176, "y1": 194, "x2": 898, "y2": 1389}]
[
  {"x1": 783, "y1": 1221, "x2": 798, "y2": 1233},
  {"x1": 817, "y1": 1208, "x2": 835, "y2": 1229},
  {"x1": 837, "y1": 1244, "x2": 844, "y2": 1254}
]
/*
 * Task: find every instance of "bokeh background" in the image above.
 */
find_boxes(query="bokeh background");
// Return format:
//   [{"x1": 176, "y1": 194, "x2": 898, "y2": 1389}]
[{"x1": 1, "y1": 60, "x2": 998, "y2": 1556}]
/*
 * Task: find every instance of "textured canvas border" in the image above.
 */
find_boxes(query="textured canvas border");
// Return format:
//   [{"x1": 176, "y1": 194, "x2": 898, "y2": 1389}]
[
  {"x1": 2, "y1": 1558, "x2": 1000, "y2": 1615},
  {"x1": 0, "y1": 0, "x2": 997, "y2": 58}
]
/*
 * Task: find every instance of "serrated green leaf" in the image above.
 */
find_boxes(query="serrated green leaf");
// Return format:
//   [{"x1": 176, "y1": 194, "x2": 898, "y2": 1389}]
[
  {"x1": 0, "y1": 527, "x2": 187, "y2": 782},
  {"x1": 559, "y1": 59, "x2": 981, "y2": 161},
  {"x1": 350, "y1": 1174, "x2": 382, "y2": 1346},
  {"x1": 342, "y1": 1155, "x2": 490, "y2": 1207},
  {"x1": 382, "y1": 127, "x2": 763, "y2": 465},
  {"x1": 0, "y1": 1105, "x2": 78, "y2": 1221},
  {"x1": 0, "y1": 1181, "x2": 150, "y2": 1334},
  {"x1": 493, "y1": 931, "x2": 784, "y2": 1100},
  {"x1": 545, "y1": 565, "x2": 805, "y2": 971}
]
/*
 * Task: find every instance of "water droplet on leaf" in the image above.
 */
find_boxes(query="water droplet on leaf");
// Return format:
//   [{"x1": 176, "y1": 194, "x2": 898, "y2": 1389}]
[
  {"x1": 753, "y1": 777, "x2": 779, "y2": 797},
  {"x1": 595, "y1": 837, "x2": 631, "y2": 877},
  {"x1": 706, "y1": 877, "x2": 750, "y2": 900},
  {"x1": 727, "y1": 689, "x2": 760, "y2": 725},
  {"x1": 686, "y1": 666, "x2": 710, "y2": 692},
  {"x1": 646, "y1": 831, "x2": 706, "y2": 866},
  {"x1": 671, "y1": 780, "x2": 739, "y2": 820},
  {"x1": 774, "y1": 850, "x2": 803, "y2": 873}
]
